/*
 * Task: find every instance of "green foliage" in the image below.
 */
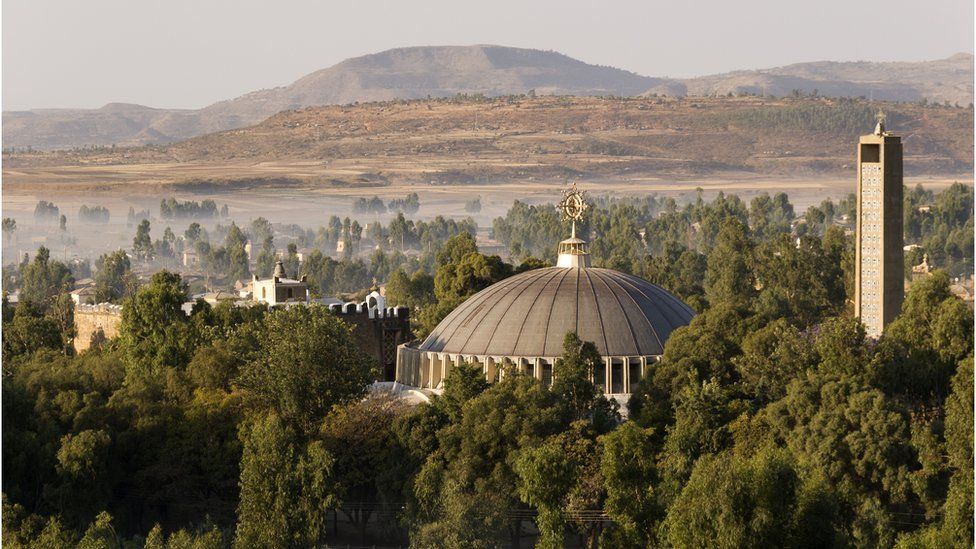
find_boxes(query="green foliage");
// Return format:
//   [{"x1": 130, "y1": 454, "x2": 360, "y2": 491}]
[
  {"x1": 600, "y1": 422, "x2": 659, "y2": 547},
  {"x1": 753, "y1": 233, "x2": 847, "y2": 326},
  {"x1": 642, "y1": 242, "x2": 707, "y2": 310},
  {"x1": 1, "y1": 301, "x2": 64, "y2": 362},
  {"x1": 704, "y1": 217, "x2": 755, "y2": 310},
  {"x1": 515, "y1": 422, "x2": 600, "y2": 549},
  {"x1": 94, "y1": 249, "x2": 135, "y2": 303},
  {"x1": 234, "y1": 413, "x2": 336, "y2": 548},
  {"x1": 159, "y1": 198, "x2": 221, "y2": 219},
  {"x1": 117, "y1": 271, "x2": 194, "y2": 378},
  {"x1": 133, "y1": 219, "x2": 154, "y2": 262},
  {"x1": 19, "y1": 247, "x2": 74, "y2": 309},
  {"x1": 236, "y1": 305, "x2": 373, "y2": 433},
  {"x1": 876, "y1": 271, "x2": 974, "y2": 403},
  {"x1": 763, "y1": 372, "x2": 916, "y2": 546},
  {"x1": 662, "y1": 448, "x2": 842, "y2": 548},
  {"x1": 904, "y1": 183, "x2": 974, "y2": 277},
  {"x1": 716, "y1": 101, "x2": 878, "y2": 135},
  {"x1": 411, "y1": 375, "x2": 570, "y2": 546}
]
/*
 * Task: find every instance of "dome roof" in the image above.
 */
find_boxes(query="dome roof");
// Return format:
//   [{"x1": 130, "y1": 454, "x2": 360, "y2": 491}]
[{"x1": 419, "y1": 267, "x2": 694, "y2": 358}]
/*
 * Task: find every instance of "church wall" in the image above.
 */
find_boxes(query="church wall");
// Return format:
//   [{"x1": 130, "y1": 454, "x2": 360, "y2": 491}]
[{"x1": 394, "y1": 344, "x2": 656, "y2": 394}]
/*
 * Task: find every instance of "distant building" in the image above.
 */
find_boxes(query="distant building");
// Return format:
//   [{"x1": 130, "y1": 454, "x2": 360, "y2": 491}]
[
  {"x1": 854, "y1": 118, "x2": 904, "y2": 337},
  {"x1": 201, "y1": 290, "x2": 240, "y2": 306},
  {"x1": 182, "y1": 250, "x2": 200, "y2": 268},
  {"x1": 911, "y1": 254, "x2": 932, "y2": 281},
  {"x1": 949, "y1": 277, "x2": 975, "y2": 307},
  {"x1": 251, "y1": 260, "x2": 309, "y2": 305},
  {"x1": 70, "y1": 285, "x2": 97, "y2": 306}
]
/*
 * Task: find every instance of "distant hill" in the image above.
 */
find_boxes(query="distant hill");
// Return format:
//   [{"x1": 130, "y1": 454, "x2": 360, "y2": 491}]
[
  {"x1": 6, "y1": 96, "x2": 971, "y2": 189},
  {"x1": 672, "y1": 53, "x2": 974, "y2": 106},
  {"x1": 3, "y1": 46, "x2": 972, "y2": 150}
]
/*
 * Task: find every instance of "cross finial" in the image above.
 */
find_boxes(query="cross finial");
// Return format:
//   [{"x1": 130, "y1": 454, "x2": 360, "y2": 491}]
[
  {"x1": 557, "y1": 182, "x2": 589, "y2": 239},
  {"x1": 874, "y1": 110, "x2": 886, "y2": 135}
]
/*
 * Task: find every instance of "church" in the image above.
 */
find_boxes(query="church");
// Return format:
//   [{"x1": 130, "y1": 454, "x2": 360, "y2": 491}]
[{"x1": 394, "y1": 186, "x2": 695, "y2": 395}]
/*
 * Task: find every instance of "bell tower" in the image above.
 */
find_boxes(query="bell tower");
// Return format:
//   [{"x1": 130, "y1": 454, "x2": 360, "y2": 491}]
[{"x1": 854, "y1": 114, "x2": 903, "y2": 337}]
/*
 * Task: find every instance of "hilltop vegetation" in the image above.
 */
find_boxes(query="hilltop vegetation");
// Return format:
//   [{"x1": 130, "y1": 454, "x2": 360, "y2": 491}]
[{"x1": 5, "y1": 96, "x2": 972, "y2": 191}]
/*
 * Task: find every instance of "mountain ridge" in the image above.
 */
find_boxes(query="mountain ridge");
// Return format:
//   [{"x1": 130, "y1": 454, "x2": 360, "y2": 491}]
[{"x1": 4, "y1": 45, "x2": 972, "y2": 150}]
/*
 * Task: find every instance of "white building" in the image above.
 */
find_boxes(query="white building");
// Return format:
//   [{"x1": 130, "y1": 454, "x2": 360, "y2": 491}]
[{"x1": 251, "y1": 260, "x2": 309, "y2": 305}]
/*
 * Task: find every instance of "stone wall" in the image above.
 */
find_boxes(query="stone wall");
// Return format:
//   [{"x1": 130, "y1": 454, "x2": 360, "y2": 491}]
[
  {"x1": 74, "y1": 303, "x2": 123, "y2": 353},
  {"x1": 328, "y1": 303, "x2": 412, "y2": 381}
]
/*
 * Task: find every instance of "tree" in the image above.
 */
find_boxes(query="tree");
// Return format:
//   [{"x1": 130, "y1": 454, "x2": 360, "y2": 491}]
[
  {"x1": 764, "y1": 371, "x2": 916, "y2": 546},
  {"x1": 54, "y1": 430, "x2": 113, "y2": 526},
  {"x1": 117, "y1": 271, "x2": 193, "y2": 377},
  {"x1": 876, "y1": 271, "x2": 974, "y2": 404},
  {"x1": 132, "y1": 219, "x2": 154, "y2": 262},
  {"x1": 734, "y1": 319, "x2": 815, "y2": 404},
  {"x1": 250, "y1": 217, "x2": 273, "y2": 244},
  {"x1": 464, "y1": 197, "x2": 482, "y2": 213},
  {"x1": 224, "y1": 222, "x2": 250, "y2": 281},
  {"x1": 600, "y1": 422, "x2": 659, "y2": 547},
  {"x1": 703, "y1": 217, "x2": 755, "y2": 310},
  {"x1": 94, "y1": 250, "x2": 135, "y2": 303},
  {"x1": 662, "y1": 448, "x2": 841, "y2": 548},
  {"x1": 3, "y1": 217, "x2": 17, "y2": 241},
  {"x1": 235, "y1": 413, "x2": 336, "y2": 548},
  {"x1": 236, "y1": 305, "x2": 374, "y2": 433},
  {"x1": 254, "y1": 236, "x2": 276, "y2": 278},
  {"x1": 184, "y1": 222, "x2": 202, "y2": 245},
  {"x1": 19, "y1": 246, "x2": 74, "y2": 309},
  {"x1": 939, "y1": 356, "x2": 974, "y2": 544},
  {"x1": 753, "y1": 234, "x2": 846, "y2": 326},
  {"x1": 1, "y1": 301, "x2": 63, "y2": 362},
  {"x1": 551, "y1": 333, "x2": 617, "y2": 428},
  {"x1": 515, "y1": 423, "x2": 600, "y2": 549},
  {"x1": 318, "y1": 396, "x2": 412, "y2": 543},
  {"x1": 411, "y1": 375, "x2": 570, "y2": 547}
]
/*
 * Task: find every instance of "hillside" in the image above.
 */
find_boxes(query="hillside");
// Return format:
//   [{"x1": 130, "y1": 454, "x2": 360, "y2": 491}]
[
  {"x1": 677, "y1": 53, "x2": 974, "y2": 106},
  {"x1": 5, "y1": 96, "x2": 971, "y2": 191},
  {"x1": 3, "y1": 46, "x2": 972, "y2": 150}
]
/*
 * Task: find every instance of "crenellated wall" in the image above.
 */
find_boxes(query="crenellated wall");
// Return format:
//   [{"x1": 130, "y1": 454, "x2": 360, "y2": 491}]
[{"x1": 327, "y1": 301, "x2": 413, "y2": 381}]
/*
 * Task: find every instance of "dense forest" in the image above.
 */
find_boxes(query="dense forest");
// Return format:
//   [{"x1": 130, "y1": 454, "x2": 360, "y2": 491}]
[{"x1": 2, "y1": 185, "x2": 973, "y2": 548}]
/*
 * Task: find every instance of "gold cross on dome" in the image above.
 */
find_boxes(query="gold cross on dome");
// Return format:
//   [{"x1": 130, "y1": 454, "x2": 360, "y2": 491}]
[{"x1": 557, "y1": 182, "x2": 589, "y2": 238}]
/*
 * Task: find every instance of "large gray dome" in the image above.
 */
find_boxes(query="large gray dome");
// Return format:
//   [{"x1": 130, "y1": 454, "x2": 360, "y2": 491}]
[{"x1": 419, "y1": 267, "x2": 694, "y2": 358}]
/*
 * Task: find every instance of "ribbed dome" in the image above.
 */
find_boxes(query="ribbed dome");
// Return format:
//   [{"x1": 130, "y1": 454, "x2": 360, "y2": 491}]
[{"x1": 419, "y1": 267, "x2": 694, "y2": 358}]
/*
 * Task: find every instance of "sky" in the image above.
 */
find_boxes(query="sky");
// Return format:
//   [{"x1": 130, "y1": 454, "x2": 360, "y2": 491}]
[{"x1": 3, "y1": 0, "x2": 973, "y2": 110}]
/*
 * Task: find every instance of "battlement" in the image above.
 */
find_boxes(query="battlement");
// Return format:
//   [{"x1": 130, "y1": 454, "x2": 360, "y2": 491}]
[
  {"x1": 328, "y1": 302, "x2": 410, "y2": 320},
  {"x1": 76, "y1": 303, "x2": 124, "y2": 315},
  {"x1": 324, "y1": 291, "x2": 413, "y2": 381}
]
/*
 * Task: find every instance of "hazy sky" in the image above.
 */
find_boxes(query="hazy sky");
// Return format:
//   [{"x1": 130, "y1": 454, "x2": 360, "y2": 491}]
[{"x1": 3, "y1": 0, "x2": 973, "y2": 110}]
